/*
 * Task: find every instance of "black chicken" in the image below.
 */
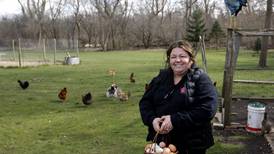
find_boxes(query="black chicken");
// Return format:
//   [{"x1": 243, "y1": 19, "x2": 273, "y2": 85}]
[
  {"x1": 129, "y1": 72, "x2": 135, "y2": 83},
  {"x1": 82, "y1": 92, "x2": 92, "y2": 105},
  {"x1": 18, "y1": 80, "x2": 29, "y2": 89}
]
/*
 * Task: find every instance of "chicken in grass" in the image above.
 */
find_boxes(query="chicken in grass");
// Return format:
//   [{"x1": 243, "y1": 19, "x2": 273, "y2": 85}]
[
  {"x1": 82, "y1": 92, "x2": 92, "y2": 105},
  {"x1": 58, "y1": 87, "x2": 67, "y2": 102},
  {"x1": 129, "y1": 72, "x2": 136, "y2": 83},
  {"x1": 18, "y1": 80, "x2": 29, "y2": 90},
  {"x1": 117, "y1": 89, "x2": 131, "y2": 101},
  {"x1": 145, "y1": 83, "x2": 150, "y2": 92}
]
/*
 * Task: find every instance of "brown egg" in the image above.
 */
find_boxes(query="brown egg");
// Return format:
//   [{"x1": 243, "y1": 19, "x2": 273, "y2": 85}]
[
  {"x1": 168, "y1": 144, "x2": 177, "y2": 152},
  {"x1": 159, "y1": 141, "x2": 166, "y2": 148},
  {"x1": 145, "y1": 143, "x2": 152, "y2": 150},
  {"x1": 162, "y1": 147, "x2": 171, "y2": 154}
]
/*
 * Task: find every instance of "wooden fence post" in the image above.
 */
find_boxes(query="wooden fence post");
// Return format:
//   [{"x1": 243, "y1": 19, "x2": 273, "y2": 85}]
[
  {"x1": 76, "y1": 39, "x2": 79, "y2": 57},
  {"x1": 18, "y1": 38, "x2": 22, "y2": 67},
  {"x1": 54, "y1": 38, "x2": 56, "y2": 64},
  {"x1": 222, "y1": 29, "x2": 241, "y2": 127},
  {"x1": 12, "y1": 40, "x2": 16, "y2": 61},
  {"x1": 43, "y1": 39, "x2": 46, "y2": 63}
]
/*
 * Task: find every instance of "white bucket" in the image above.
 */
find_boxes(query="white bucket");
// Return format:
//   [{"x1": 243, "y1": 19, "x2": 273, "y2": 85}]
[
  {"x1": 246, "y1": 102, "x2": 265, "y2": 133},
  {"x1": 65, "y1": 57, "x2": 80, "y2": 65}
]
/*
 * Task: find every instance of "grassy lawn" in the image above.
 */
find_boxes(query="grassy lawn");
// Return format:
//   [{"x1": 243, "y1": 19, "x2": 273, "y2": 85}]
[{"x1": 0, "y1": 49, "x2": 274, "y2": 154}]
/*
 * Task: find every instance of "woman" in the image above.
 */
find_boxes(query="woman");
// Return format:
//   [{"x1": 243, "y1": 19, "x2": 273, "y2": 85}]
[{"x1": 139, "y1": 40, "x2": 217, "y2": 154}]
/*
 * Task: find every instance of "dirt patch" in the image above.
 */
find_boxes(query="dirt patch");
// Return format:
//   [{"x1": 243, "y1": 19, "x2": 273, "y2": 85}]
[
  {"x1": 0, "y1": 61, "x2": 64, "y2": 67},
  {"x1": 214, "y1": 99, "x2": 274, "y2": 154},
  {"x1": 0, "y1": 61, "x2": 46, "y2": 67}
]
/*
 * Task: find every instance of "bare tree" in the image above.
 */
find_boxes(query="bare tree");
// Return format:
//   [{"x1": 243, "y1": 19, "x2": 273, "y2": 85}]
[
  {"x1": 134, "y1": 0, "x2": 168, "y2": 48},
  {"x1": 91, "y1": 0, "x2": 122, "y2": 51},
  {"x1": 18, "y1": 0, "x2": 47, "y2": 46},
  {"x1": 67, "y1": 0, "x2": 82, "y2": 48},
  {"x1": 80, "y1": 1, "x2": 99, "y2": 47},
  {"x1": 48, "y1": 0, "x2": 66, "y2": 39}
]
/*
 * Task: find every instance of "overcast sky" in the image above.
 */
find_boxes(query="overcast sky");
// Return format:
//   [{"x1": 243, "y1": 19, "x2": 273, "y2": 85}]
[{"x1": 0, "y1": 0, "x2": 21, "y2": 15}]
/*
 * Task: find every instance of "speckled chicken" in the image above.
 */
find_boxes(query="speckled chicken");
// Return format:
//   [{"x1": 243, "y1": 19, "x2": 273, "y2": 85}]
[
  {"x1": 82, "y1": 92, "x2": 92, "y2": 105},
  {"x1": 58, "y1": 87, "x2": 67, "y2": 102}
]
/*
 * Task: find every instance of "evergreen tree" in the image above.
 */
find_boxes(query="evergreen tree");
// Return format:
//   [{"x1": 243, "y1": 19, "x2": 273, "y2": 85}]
[
  {"x1": 185, "y1": 9, "x2": 207, "y2": 49},
  {"x1": 209, "y1": 20, "x2": 225, "y2": 49}
]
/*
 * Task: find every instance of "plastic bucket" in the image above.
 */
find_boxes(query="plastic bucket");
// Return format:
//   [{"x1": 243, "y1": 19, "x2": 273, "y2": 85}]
[
  {"x1": 246, "y1": 102, "x2": 265, "y2": 133},
  {"x1": 65, "y1": 57, "x2": 80, "y2": 65}
]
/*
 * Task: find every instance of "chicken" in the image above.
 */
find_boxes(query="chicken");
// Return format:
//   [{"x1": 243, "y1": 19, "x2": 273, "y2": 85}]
[
  {"x1": 58, "y1": 87, "x2": 67, "y2": 102},
  {"x1": 18, "y1": 80, "x2": 29, "y2": 90},
  {"x1": 82, "y1": 92, "x2": 92, "y2": 105},
  {"x1": 145, "y1": 83, "x2": 150, "y2": 91},
  {"x1": 106, "y1": 84, "x2": 118, "y2": 98},
  {"x1": 129, "y1": 72, "x2": 136, "y2": 83},
  {"x1": 213, "y1": 81, "x2": 217, "y2": 87},
  {"x1": 117, "y1": 91, "x2": 130, "y2": 101},
  {"x1": 261, "y1": 112, "x2": 272, "y2": 135}
]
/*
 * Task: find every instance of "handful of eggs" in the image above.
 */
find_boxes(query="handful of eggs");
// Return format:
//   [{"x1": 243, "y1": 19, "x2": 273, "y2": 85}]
[{"x1": 144, "y1": 142, "x2": 178, "y2": 154}]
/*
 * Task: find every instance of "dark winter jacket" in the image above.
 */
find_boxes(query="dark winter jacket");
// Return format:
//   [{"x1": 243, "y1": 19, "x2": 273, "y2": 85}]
[{"x1": 139, "y1": 65, "x2": 217, "y2": 151}]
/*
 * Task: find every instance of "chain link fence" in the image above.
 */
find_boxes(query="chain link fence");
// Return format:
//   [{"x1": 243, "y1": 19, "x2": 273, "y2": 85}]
[{"x1": 0, "y1": 38, "x2": 79, "y2": 67}]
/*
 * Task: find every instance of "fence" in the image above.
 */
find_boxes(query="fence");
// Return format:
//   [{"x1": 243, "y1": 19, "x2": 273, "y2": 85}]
[{"x1": 0, "y1": 38, "x2": 79, "y2": 67}]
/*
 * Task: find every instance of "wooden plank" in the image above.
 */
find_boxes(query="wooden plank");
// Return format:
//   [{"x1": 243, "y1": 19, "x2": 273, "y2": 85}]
[
  {"x1": 232, "y1": 96, "x2": 274, "y2": 101},
  {"x1": 234, "y1": 80, "x2": 274, "y2": 84},
  {"x1": 236, "y1": 31, "x2": 274, "y2": 36}
]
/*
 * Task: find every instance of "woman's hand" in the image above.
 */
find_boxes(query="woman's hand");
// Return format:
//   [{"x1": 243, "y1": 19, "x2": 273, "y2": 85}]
[
  {"x1": 159, "y1": 115, "x2": 173, "y2": 134},
  {"x1": 152, "y1": 117, "x2": 163, "y2": 132}
]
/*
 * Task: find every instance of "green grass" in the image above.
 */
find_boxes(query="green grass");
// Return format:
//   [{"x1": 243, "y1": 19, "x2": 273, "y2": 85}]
[{"x1": 0, "y1": 49, "x2": 274, "y2": 153}]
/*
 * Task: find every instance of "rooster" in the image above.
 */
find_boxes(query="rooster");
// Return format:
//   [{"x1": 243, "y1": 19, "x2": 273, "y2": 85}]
[
  {"x1": 58, "y1": 87, "x2": 67, "y2": 102},
  {"x1": 18, "y1": 80, "x2": 29, "y2": 90},
  {"x1": 82, "y1": 92, "x2": 92, "y2": 105},
  {"x1": 129, "y1": 72, "x2": 136, "y2": 83}
]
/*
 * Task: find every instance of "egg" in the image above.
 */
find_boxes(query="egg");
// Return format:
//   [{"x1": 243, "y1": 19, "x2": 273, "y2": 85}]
[
  {"x1": 162, "y1": 147, "x2": 171, "y2": 154},
  {"x1": 159, "y1": 141, "x2": 166, "y2": 148},
  {"x1": 168, "y1": 144, "x2": 177, "y2": 152},
  {"x1": 145, "y1": 143, "x2": 152, "y2": 150},
  {"x1": 145, "y1": 147, "x2": 151, "y2": 153}
]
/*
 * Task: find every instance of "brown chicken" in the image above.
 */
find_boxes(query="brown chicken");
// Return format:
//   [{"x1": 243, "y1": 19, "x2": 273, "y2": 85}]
[
  {"x1": 145, "y1": 83, "x2": 150, "y2": 91},
  {"x1": 129, "y1": 72, "x2": 135, "y2": 83},
  {"x1": 58, "y1": 87, "x2": 67, "y2": 102}
]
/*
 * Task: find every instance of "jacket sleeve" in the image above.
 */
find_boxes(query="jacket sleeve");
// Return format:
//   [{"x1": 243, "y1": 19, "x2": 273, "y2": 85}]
[
  {"x1": 171, "y1": 73, "x2": 217, "y2": 130},
  {"x1": 139, "y1": 77, "x2": 159, "y2": 127}
]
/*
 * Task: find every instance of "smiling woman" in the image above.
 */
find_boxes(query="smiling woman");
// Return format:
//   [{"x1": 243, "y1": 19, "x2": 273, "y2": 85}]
[{"x1": 0, "y1": 0, "x2": 21, "y2": 16}]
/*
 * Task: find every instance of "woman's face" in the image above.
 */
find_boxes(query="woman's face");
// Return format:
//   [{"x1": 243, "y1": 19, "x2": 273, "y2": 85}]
[{"x1": 169, "y1": 47, "x2": 192, "y2": 76}]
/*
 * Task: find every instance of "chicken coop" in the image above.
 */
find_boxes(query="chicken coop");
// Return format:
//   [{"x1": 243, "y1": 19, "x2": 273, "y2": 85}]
[{"x1": 221, "y1": 28, "x2": 274, "y2": 127}]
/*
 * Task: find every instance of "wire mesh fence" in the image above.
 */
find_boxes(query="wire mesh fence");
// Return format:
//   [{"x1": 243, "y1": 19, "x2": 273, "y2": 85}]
[{"x1": 0, "y1": 38, "x2": 79, "y2": 67}]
